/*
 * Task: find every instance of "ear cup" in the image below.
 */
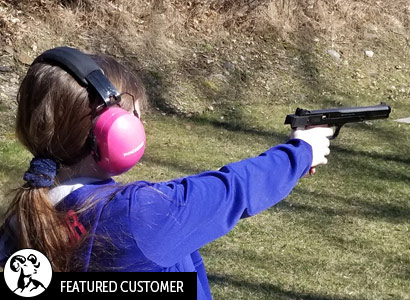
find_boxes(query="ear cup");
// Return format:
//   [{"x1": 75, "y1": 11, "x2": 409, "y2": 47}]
[{"x1": 93, "y1": 107, "x2": 146, "y2": 176}]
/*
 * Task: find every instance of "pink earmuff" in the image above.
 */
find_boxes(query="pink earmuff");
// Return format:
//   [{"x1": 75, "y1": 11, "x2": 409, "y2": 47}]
[{"x1": 93, "y1": 107, "x2": 146, "y2": 176}]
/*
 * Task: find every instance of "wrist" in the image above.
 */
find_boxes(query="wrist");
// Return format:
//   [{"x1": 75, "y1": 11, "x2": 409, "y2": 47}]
[{"x1": 286, "y1": 138, "x2": 313, "y2": 176}]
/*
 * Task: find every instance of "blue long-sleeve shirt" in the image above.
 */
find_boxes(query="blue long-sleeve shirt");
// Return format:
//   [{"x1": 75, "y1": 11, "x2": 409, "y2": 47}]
[{"x1": 0, "y1": 139, "x2": 312, "y2": 299}]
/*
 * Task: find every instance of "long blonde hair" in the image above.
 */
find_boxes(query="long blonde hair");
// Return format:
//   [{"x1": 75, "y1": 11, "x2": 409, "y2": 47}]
[{"x1": 3, "y1": 52, "x2": 147, "y2": 271}]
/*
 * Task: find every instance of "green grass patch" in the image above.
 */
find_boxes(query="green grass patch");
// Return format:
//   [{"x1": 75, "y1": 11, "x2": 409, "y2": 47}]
[
  {"x1": 0, "y1": 135, "x2": 32, "y2": 215},
  {"x1": 1, "y1": 103, "x2": 409, "y2": 299}
]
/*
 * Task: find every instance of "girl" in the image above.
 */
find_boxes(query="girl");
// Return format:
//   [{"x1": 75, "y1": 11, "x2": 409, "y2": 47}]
[{"x1": 0, "y1": 47, "x2": 332, "y2": 299}]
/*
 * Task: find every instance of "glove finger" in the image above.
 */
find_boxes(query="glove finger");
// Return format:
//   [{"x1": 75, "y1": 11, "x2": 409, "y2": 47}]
[{"x1": 324, "y1": 127, "x2": 334, "y2": 137}]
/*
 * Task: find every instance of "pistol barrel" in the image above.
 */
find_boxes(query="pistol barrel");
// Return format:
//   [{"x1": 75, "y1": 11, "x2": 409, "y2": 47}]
[{"x1": 284, "y1": 103, "x2": 391, "y2": 128}]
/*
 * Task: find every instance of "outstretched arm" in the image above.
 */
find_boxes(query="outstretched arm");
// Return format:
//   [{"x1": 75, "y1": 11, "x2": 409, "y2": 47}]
[{"x1": 129, "y1": 139, "x2": 315, "y2": 267}]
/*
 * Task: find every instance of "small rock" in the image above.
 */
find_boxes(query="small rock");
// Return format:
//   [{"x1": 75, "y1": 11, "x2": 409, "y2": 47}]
[
  {"x1": 18, "y1": 53, "x2": 32, "y2": 65},
  {"x1": 207, "y1": 105, "x2": 214, "y2": 111},
  {"x1": 4, "y1": 46, "x2": 14, "y2": 55},
  {"x1": 364, "y1": 32, "x2": 378, "y2": 39},
  {"x1": 0, "y1": 66, "x2": 11, "y2": 72},
  {"x1": 365, "y1": 50, "x2": 374, "y2": 57},
  {"x1": 222, "y1": 61, "x2": 235, "y2": 71},
  {"x1": 100, "y1": 44, "x2": 107, "y2": 53},
  {"x1": 327, "y1": 49, "x2": 341, "y2": 60},
  {"x1": 353, "y1": 72, "x2": 364, "y2": 79}
]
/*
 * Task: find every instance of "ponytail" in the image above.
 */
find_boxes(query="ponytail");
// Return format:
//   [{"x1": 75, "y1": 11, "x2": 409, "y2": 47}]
[
  {"x1": 3, "y1": 157, "x2": 73, "y2": 271},
  {"x1": 7, "y1": 186, "x2": 72, "y2": 271}
]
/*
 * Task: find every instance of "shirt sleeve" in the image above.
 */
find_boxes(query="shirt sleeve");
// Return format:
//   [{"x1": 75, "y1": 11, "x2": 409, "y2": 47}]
[{"x1": 128, "y1": 139, "x2": 312, "y2": 267}]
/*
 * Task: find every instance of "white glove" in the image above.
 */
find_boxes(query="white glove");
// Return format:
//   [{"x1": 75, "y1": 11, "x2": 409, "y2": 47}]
[{"x1": 291, "y1": 126, "x2": 333, "y2": 167}]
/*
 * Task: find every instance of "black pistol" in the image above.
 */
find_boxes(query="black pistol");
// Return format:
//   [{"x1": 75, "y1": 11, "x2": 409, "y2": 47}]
[{"x1": 284, "y1": 102, "x2": 391, "y2": 140}]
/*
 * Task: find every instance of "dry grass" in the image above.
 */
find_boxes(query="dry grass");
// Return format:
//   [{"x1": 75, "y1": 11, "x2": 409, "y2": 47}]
[
  {"x1": 2, "y1": 0, "x2": 409, "y2": 50},
  {"x1": 2, "y1": 1, "x2": 408, "y2": 110}
]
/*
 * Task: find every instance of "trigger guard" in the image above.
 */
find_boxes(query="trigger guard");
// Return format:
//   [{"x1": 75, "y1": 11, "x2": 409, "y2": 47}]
[{"x1": 329, "y1": 125, "x2": 343, "y2": 140}]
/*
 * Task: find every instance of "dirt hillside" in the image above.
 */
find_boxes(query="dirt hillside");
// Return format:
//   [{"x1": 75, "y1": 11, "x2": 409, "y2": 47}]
[{"x1": 1, "y1": 0, "x2": 409, "y2": 128}]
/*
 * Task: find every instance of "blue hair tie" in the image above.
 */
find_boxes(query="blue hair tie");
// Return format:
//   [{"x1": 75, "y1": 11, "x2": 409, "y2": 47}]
[{"x1": 23, "y1": 158, "x2": 59, "y2": 188}]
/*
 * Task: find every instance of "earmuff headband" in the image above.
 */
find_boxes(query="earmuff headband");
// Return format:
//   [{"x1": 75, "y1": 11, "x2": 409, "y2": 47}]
[{"x1": 33, "y1": 46, "x2": 120, "y2": 107}]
